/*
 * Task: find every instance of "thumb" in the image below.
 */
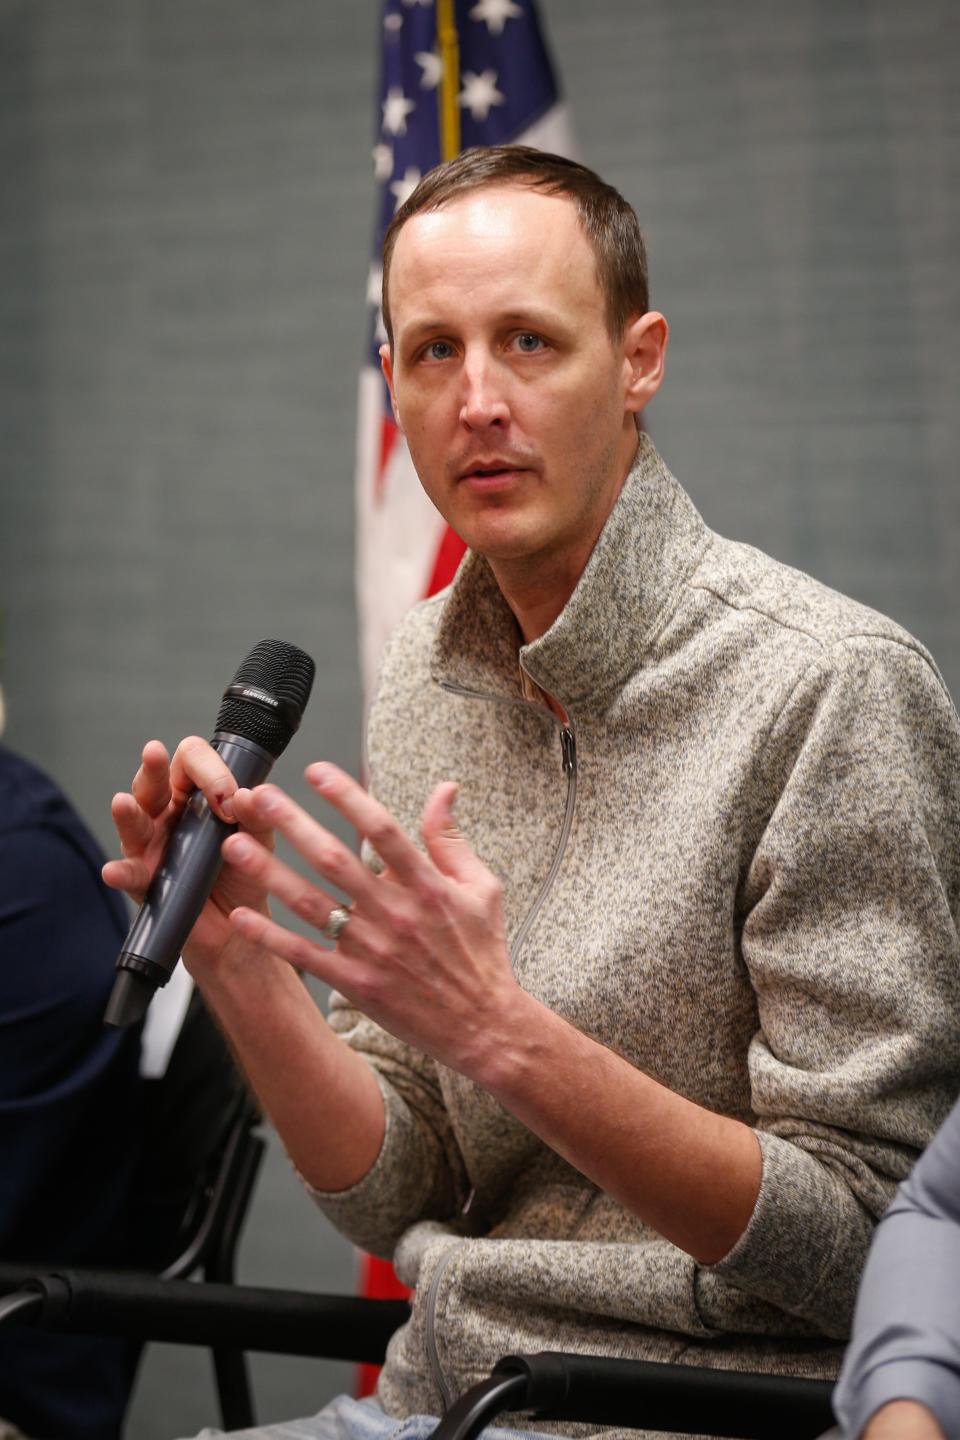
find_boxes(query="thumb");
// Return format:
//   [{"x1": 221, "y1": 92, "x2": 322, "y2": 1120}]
[{"x1": 422, "y1": 782, "x2": 479, "y2": 881}]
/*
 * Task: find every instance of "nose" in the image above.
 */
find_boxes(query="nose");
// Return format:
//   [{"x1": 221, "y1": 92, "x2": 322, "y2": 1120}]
[{"x1": 459, "y1": 350, "x2": 510, "y2": 430}]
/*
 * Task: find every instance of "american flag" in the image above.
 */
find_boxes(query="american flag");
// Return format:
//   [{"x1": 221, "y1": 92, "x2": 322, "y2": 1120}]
[{"x1": 355, "y1": 0, "x2": 574, "y2": 712}]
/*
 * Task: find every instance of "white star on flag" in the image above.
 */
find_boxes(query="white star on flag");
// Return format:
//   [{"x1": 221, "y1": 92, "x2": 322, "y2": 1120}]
[
  {"x1": 469, "y1": 0, "x2": 523, "y2": 35},
  {"x1": 372, "y1": 143, "x2": 394, "y2": 181},
  {"x1": 390, "y1": 166, "x2": 423, "y2": 211},
  {"x1": 414, "y1": 49, "x2": 443, "y2": 90},
  {"x1": 382, "y1": 85, "x2": 416, "y2": 136},
  {"x1": 383, "y1": 11, "x2": 402, "y2": 33},
  {"x1": 458, "y1": 69, "x2": 505, "y2": 122},
  {"x1": 366, "y1": 264, "x2": 383, "y2": 308}
]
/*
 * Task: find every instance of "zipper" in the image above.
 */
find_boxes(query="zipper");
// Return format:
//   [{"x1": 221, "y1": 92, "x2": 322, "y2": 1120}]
[
  {"x1": 438, "y1": 679, "x2": 527, "y2": 710},
  {"x1": 560, "y1": 725, "x2": 576, "y2": 774},
  {"x1": 438, "y1": 677, "x2": 579, "y2": 972},
  {"x1": 424, "y1": 1240, "x2": 465, "y2": 1411},
  {"x1": 511, "y1": 721, "x2": 577, "y2": 968}
]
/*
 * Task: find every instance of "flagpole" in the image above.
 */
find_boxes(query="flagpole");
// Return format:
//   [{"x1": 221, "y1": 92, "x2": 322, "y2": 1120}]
[{"x1": 436, "y1": 0, "x2": 461, "y2": 160}]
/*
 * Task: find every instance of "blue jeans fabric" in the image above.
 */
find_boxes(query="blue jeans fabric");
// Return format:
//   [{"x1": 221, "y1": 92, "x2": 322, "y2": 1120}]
[{"x1": 181, "y1": 1393, "x2": 547, "y2": 1440}]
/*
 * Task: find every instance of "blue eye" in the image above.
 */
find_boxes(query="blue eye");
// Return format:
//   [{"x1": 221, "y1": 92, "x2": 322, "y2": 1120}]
[
  {"x1": 423, "y1": 340, "x2": 454, "y2": 362},
  {"x1": 514, "y1": 332, "x2": 544, "y2": 353}
]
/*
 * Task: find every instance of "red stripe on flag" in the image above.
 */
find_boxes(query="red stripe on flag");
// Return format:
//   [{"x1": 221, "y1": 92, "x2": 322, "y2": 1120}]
[
  {"x1": 355, "y1": 1253, "x2": 412, "y2": 1398},
  {"x1": 425, "y1": 524, "x2": 467, "y2": 597},
  {"x1": 375, "y1": 415, "x2": 400, "y2": 507}
]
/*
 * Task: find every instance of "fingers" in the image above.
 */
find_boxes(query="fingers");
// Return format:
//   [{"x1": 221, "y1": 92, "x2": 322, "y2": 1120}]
[
  {"x1": 131, "y1": 741, "x2": 172, "y2": 818},
  {"x1": 305, "y1": 764, "x2": 428, "y2": 887},
  {"x1": 305, "y1": 767, "x2": 484, "y2": 890},
  {"x1": 128, "y1": 737, "x2": 236, "y2": 823},
  {"x1": 231, "y1": 789, "x2": 277, "y2": 853},
  {"x1": 169, "y1": 736, "x2": 238, "y2": 821},
  {"x1": 232, "y1": 784, "x2": 388, "y2": 915},
  {"x1": 111, "y1": 790, "x2": 154, "y2": 857},
  {"x1": 420, "y1": 782, "x2": 486, "y2": 882},
  {"x1": 223, "y1": 832, "x2": 381, "y2": 980},
  {"x1": 229, "y1": 904, "x2": 356, "y2": 990},
  {"x1": 102, "y1": 854, "x2": 154, "y2": 897},
  {"x1": 221, "y1": 829, "x2": 338, "y2": 930}
]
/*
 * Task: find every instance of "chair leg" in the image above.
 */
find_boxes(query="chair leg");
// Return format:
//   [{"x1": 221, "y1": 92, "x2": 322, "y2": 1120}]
[
  {"x1": 212, "y1": 1344, "x2": 257, "y2": 1431},
  {"x1": 204, "y1": 1135, "x2": 264, "y2": 1431}
]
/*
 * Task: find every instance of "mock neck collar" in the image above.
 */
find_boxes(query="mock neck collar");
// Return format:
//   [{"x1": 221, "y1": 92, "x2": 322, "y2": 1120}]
[{"x1": 430, "y1": 434, "x2": 711, "y2": 716}]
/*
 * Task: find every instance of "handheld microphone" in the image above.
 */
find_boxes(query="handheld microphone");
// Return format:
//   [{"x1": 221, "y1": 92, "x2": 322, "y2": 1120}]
[{"x1": 104, "y1": 639, "x2": 315, "y2": 1029}]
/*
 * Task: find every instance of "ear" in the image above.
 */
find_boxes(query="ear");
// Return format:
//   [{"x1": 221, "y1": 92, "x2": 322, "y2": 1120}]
[
  {"x1": 379, "y1": 343, "x2": 403, "y2": 431},
  {"x1": 622, "y1": 311, "x2": 668, "y2": 414}
]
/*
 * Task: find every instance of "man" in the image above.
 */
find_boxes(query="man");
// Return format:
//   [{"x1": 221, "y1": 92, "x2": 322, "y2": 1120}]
[{"x1": 106, "y1": 148, "x2": 960, "y2": 1439}]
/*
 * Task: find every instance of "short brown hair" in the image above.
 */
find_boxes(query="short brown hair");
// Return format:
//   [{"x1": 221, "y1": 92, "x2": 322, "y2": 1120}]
[{"x1": 381, "y1": 145, "x2": 649, "y2": 347}]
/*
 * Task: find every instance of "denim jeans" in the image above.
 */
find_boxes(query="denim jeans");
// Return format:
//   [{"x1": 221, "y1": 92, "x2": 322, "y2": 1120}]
[{"x1": 181, "y1": 1392, "x2": 549, "y2": 1440}]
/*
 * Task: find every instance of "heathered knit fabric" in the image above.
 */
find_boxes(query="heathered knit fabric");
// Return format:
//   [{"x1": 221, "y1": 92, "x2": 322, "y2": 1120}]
[{"x1": 313, "y1": 435, "x2": 960, "y2": 1436}]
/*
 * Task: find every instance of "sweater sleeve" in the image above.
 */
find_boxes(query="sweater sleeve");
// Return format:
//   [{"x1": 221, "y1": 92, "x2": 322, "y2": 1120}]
[
  {"x1": 707, "y1": 635, "x2": 960, "y2": 1335},
  {"x1": 308, "y1": 989, "x2": 470, "y2": 1257},
  {"x1": 832, "y1": 1095, "x2": 960, "y2": 1437}
]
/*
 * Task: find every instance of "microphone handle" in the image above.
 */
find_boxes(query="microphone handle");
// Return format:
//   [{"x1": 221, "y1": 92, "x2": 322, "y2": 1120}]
[{"x1": 104, "y1": 732, "x2": 273, "y2": 1029}]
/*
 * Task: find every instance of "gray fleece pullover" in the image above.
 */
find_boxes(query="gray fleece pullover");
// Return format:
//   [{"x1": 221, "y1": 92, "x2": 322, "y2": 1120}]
[{"x1": 314, "y1": 435, "x2": 960, "y2": 1434}]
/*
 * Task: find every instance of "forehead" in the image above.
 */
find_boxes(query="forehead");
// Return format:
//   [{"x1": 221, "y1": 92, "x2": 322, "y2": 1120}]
[{"x1": 389, "y1": 184, "x2": 603, "y2": 331}]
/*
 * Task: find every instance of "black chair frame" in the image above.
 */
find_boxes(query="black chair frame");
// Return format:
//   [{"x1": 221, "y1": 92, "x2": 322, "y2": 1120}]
[
  {"x1": 0, "y1": 1053, "x2": 269, "y2": 1429},
  {"x1": 0, "y1": 1267, "x2": 836, "y2": 1439},
  {"x1": 433, "y1": 1351, "x2": 835, "y2": 1440}
]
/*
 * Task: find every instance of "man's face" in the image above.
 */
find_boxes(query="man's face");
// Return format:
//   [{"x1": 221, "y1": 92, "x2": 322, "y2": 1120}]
[{"x1": 381, "y1": 185, "x2": 657, "y2": 578}]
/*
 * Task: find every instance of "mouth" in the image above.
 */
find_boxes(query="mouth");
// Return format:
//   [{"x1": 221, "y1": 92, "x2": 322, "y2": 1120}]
[{"x1": 457, "y1": 460, "x2": 531, "y2": 490}]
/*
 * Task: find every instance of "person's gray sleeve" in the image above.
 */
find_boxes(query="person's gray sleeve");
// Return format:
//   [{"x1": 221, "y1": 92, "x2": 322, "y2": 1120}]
[
  {"x1": 306, "y1": 988, "x2": 470, "y2": 1257},
  {"x1": 831, "y1": 1095, "x2": 960, "y2": 1437},
  {"x1": 704, "y1": 637, "x2": 960, "y2": 1336}
]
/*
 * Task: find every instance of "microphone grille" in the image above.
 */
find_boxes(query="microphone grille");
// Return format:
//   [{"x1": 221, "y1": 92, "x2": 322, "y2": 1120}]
[{"x1": 214, "y1": 639, "x2": 316, "y2": 758}]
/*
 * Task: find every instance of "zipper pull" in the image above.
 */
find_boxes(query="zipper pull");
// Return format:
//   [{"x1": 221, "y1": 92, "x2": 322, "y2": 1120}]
[{"x1": 560, "y1": 726, "x2": 576, "y2": 775}]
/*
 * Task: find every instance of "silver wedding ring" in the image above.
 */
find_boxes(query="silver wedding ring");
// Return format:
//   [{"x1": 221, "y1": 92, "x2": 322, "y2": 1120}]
[{"x1": 321, "y1": 905, "x2": 351, "y2": 942}]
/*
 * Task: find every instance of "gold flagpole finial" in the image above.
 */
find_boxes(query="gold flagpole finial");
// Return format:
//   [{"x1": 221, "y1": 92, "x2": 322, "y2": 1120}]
[{"x1": 436, "y1": 0, "x2": 461, "y2": 160}]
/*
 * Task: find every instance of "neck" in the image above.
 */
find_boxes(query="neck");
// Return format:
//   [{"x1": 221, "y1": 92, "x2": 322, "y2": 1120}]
[
  {"x1": 490, "y1": 435, "x2": 638, "y2": 644},
  {"x1": 490, "y1": 555, "x2": 584, "y2": 645}
]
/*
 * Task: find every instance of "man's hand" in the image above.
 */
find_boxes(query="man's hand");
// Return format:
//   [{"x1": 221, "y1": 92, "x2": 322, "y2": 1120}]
[
  {"x1": 862, "y1": 1400, "x2": 946, "y2": 1440},
  {"x1": 103, "y1": 744, "x2": 387, "y2": 1191},
  {"x1": 102, "y1": 736, "x2": 275, "y2": 973},
  {"x1": 223, "y1": 762, "x2": 522, "y2": 1077}
]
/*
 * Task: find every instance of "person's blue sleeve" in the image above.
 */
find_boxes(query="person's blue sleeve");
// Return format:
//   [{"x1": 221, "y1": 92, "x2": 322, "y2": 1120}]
[
  {"x1": 0, "y1": 791, "x2": 143, "y2": 1440},
  {"x1": 0, "y1": 822, "x2": 138, "y2": 1254},
  {"x1": 833, "y1": 1095, "x2": 960, "y2": 1437}
]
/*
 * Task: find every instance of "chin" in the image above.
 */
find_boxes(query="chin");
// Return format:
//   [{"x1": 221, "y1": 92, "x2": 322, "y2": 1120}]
[
  {"x1": 454, "y1": 506, "x2": 544, "y2": 559},
  {"x1": 461, "y1": 525, "x2": 540, "y2": 563}
]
